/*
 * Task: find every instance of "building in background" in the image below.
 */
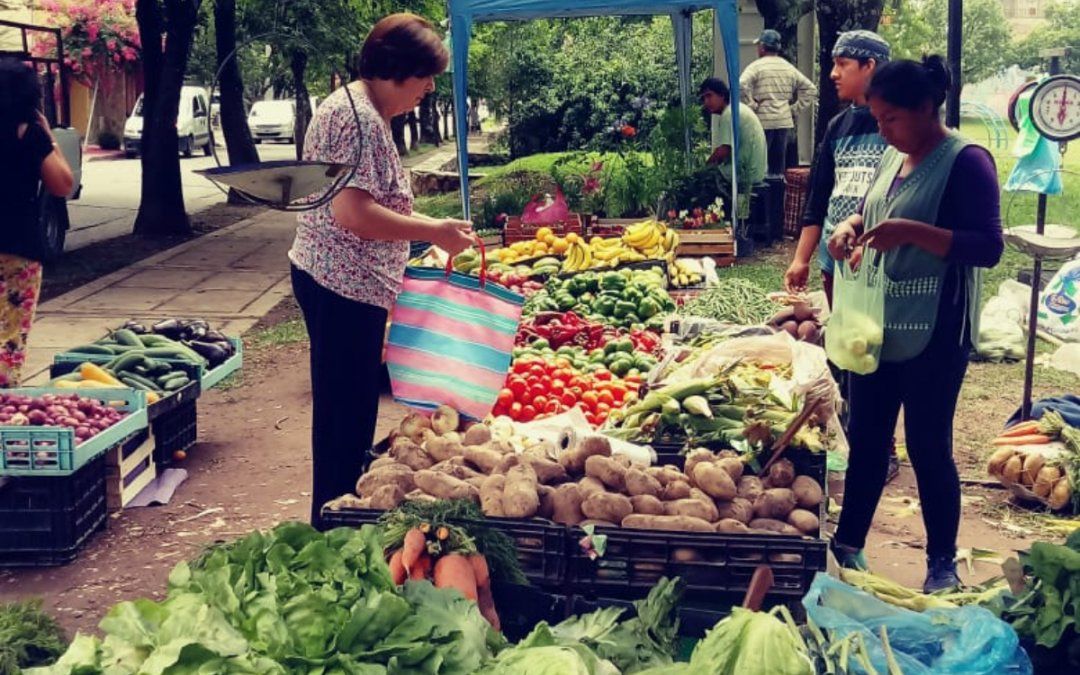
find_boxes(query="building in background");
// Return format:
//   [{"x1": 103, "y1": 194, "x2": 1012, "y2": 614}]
[{"x1": 1000, "y1": 0, "x2": 1050, "y2": 39}]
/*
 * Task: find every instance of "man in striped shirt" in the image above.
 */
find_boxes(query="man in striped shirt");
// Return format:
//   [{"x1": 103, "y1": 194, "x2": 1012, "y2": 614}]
[{"x1": 739, "y1": 29, "x2": 817, "y2": 175}]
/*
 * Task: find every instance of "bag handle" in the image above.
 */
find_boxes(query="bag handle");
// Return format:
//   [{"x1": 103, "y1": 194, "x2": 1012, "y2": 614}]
[{"x1": 444, "y1": 235, "x2": 487, "y2": 286}]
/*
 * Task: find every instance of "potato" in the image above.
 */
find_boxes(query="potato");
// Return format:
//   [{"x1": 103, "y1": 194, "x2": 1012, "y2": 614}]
[
  {"x1": 765, "y1": 459, "x2": 796, "y2": 488},
  {"x1": 717, "y1": 450, "x2": 739, "y2": 460},
  {"x1": 465, "y1": 477, "x2": 487, "y2": 489},
  {"x1": 464, "y1": 444, "x2": 505, "y2": 474},
  {"x1": 369, "y1": 456, "x2": 397, "y2": 470},
  {"x1": 414, "y1": 470, "x2": 479, "y2": 502},
  {"x1": 749, "y1": 518, "x2": 802, "y2": 535},
  {"x1": 716, "y1": 497, "x2": 754, "y2": 524},
  {"x1": 1048, "y1": 477, "x2": 1072, "y2": 511},
  {"x1": 578, "y1": 476, "x2": 606, "y2": 497},
  {"x1": 524, "y1": 439, "x2": 560, "y2": 461},
  {"x1": 780, "y1": 319, "x2": 799, "y2": 337},
  {"x1": 480, "y1": 474, "x2": 506, "y2": 516},
  {"x1": 1022, "y1": 453, "x2": 1046, "y2": 487},
  {"x1": 791, "y1": 476, "x2": 824, "y2": 509},
  {"x1": 754, "y1": 488, "x2": 797, "y2": 520},
  {"x1": 715, "y1": 518, "x2": 750, "y2": 534},
  {"x1": 692, "y1": 462, "x2": 738, "y2": 501},
  {"x1": 399, "y1": 413, "x2": 432, "y2": 443},
  {"x1": 987, "y1": 447, "x2": 1015, "y2": 477},
  {"x1": 737, "y1": 476, "x2": 765, "y2": 502},
  {"x1": 621, "y1": 514, "x2": 715, "y2": 533},
  {"x1": 462, "y1": 423, "x2": 492, "y2": 447},
  {"x1": 665, "y1": 498, "x2": 718, "y2": 522},
  {"x1": 684, "y1": 448, "x2": 716, "y2": 478},
  {"x1": 581, "y1": 492, "x2": 633, "y2": 523},
  {"x1": 368, "y1": 484, "x2": 405, "y2": 510},
  {"x1": 646, "y1": 466, "x2": 687, "y2": 486},
  {"x1": 489, "y1": 439, "x2": 516, "y2": 455},
  {"x1": 717, "y1": 457, "x2": 745, "y2": 481},
  {"x1": 1034, "y1": 465, "x2": 1062, "y2": 499},
  {"x1": 787, "y1": 509, "x2": 820, "y2": 535},
  {"x1": 537, "y1": 484, "x2": 556, "y2": 520},
  {"x1": 494, "y1": 453, "x2": 522, "y2": 475},
  {"x1": 549, "y1": 483, "x2": 585, "y2": 525},
  {"x1": 662, "y1": 480, "x2": 692, "y2": 501},
  {"x1": 502, "y1": 464, "x2": 540, "y2": 518},
  {"x1": 630, "y1": 494, "x2": 666, "y2": 515},
  {"x1": 625, "y1": 468, "x2": 663, "y2": 497},
  {"x1": 356, "y1": 463, "x2": 414, "y2": 497},
  {"x1": 561, "y1": 436, "x2": 611, "y2": 474},
  {"x1": 324, "y1": 493, "x2": 367, "y2": 511},
  {"x1": 797, "y1": 321, "x2": 820, "y2": 343},
  {"x1": 1002, "y1": 454, "x2": 1024, "y2": 486},
  {"x1": 525, "y1": 456, "x2": 569, "y2": 485},
  {"x1": 389, "y1": 438, "x2": 434, "y2": 471},
  {"x1": 689, "y1": 487, "x2": 714, "y2": 505},
  {"x1": 404, "y1": 489, "x2": 437, "y2": 503},
  {"x1": 431, "y1": 458, "x2": 483, "y2": 481},
  {"x1": 431, "y1": 405, "x2": 460, "y2": 436},
  {"x1": 585, "y1": 455, "x2": 627, "y2": 492},
  {"x1": 426, "y1": 436, "x2": 465, "y2": 463}
]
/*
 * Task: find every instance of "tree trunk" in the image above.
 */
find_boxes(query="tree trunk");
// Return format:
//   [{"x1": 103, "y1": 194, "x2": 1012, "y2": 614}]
[
  {"x1": 390, "y1": 115, "x2": 407, "y2": 155},
  {"x1": 214, "y1": 0, "x2": 259, "y2": 205},
  {"x1": 419, "y1": 93, "x2": 440, "y2": 146},
  {"x1": 815, "y1": 0, "x2": 885, "y2": 147},
  {"x1": 468, "y1": 97, "x2": 481, "y2": 132},
  {"x1": 291, "y1": 49, "x2": 311, "y2": 161},
  {"x1": 134, "y1": 0, "x2": 198, "y2": 236},
  {"x1": 407, "y1": 110, "x2": 419, "y2": 150}
]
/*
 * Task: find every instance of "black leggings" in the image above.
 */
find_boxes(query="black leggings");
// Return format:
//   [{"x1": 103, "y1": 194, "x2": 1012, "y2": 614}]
[
  {"x1": 291, "y1": 265, "x2": 387, "y2": 527},
  {"x1": 835, "y1": 328, "x2": 969, "y2": 559}
]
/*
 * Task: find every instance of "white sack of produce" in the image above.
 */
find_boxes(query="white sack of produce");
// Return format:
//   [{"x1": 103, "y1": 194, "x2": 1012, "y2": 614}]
[
  {"x1": 976, "y1": 282, "x2": 1028, "y2": 362},
  {"x1": 1037, "y1": 258, "x2": 1080, "y2": 342},
  {"x1": 514, "y1": 407, "x2": 655, "y2": 465}
]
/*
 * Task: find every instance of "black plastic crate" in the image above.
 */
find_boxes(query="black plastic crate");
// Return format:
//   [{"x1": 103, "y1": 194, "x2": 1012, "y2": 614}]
[
  {"x1": 49, "y1": 359, "x2": 201, "y2": 423},
  {"x1": 491, "y1": 582, "x2": 567, "y2": 643},
  {"x1": 0, "y1": 453, "x2": 107, "y2": 567},
  {"x1": 152, "y1": 398, "x2": 197, "y2": 465},
  {"x1": 320, "y1": 506, "x2": 569, "y2": 588}
]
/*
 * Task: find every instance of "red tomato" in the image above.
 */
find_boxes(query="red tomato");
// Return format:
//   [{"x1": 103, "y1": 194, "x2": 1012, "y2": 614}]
[
  {"x1": 567, "y1": 376, "x2": 584, "y2": 390},
  {"x1": 510, "y1": 401, "x2": 523, "y2": 419},
  {"x1": 553, "y1": 369, "x2": 573, "y2": 383},
  {"x1": 585, "y1": 412, "x2": 599, "y2": 426},
  {"x1": 594, "y1": 369, "x2": 612, "y2": 382},
  {"x1": 545, "y1": 399, "x2": 561, "y2": 414},
  {"x1": 520, "y1": 404, "x2": 537, "y2": 422},
  {"x1": 598, "y1": 391, "x2": 615, "y2": 407},
  {"x1": 529, "y1": 383, "x2": 548, "y2": 399},
  {"x1": 609, "y1": 384, "x2": 627, "y2": 403},
  {"x1": 554, "y1": 357, "x2": 572, "y2": 369},
  {"x1": 532, "y1": 395, "x2": 548, "y2": 410},
  {"x1": 497, "y1": 388, "x2": 514, "y2": 408},
  {"x1": 550, "y1": 379, "x2": 566, "y2": 394},
  {"x1": 528, "y1": 364, "x2": 546, "y2": 379},
  {"x1": 508, "y1": 378, "x2": 528, "y2": 399},
  {"x1": 624, "y1": 373, "x2": 642, "y2": 385},
  {"x1": 560, "y1": 392, "x2": 578, "y2": 407},
  {"x1": 581, "y1": 391, "x2": 599, "y2": 410}
]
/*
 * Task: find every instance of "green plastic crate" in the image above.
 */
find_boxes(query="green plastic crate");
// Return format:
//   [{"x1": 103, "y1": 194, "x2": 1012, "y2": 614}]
[{"x1": 201, "y1": 337, "x2": 243, "y2": 389}]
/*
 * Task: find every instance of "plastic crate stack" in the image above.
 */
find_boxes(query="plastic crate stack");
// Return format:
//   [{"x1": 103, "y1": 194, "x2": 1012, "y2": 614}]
[{"x1": 0, "y1": 387, "x2": 149, "y2": 567}]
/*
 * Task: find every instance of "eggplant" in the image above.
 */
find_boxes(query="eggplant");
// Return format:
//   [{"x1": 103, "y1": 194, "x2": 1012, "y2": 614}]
[
  {"x1": 152, "y1": 318, "x2": 184, "y2": 339},
  {"x1": 187, "y1": 340, "x2": 229, "y2": 366},
  {"x1": 203, "y1": 329, "x2": 229, "y2": 343},
  {"x1": 122, "y1": 320, "x2": 149, "y2": 334}
]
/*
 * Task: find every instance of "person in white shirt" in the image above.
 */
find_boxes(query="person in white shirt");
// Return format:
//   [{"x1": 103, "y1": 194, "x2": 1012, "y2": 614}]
[{"x1": 739, "y1": 29, "x2": 817, "y2": 175}]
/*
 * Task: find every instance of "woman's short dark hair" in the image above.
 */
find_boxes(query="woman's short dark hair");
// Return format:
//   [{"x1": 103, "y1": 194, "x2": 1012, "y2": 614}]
[
  {"x1": 0, "y1": 58, "x2": 43, "y2": 136},
  {"x1": 357, "y1": 14, "x2": 449, "y2": 82},
  {"x1": 867, "y1": 55, "x2": 951, "y2": 112},
  {"x1": 699, "y1": 77, "x2": 730, "y2": 101}
]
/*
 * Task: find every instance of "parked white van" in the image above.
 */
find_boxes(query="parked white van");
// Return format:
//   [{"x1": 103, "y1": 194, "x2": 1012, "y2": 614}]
[{"x1": 123, "y1": 85, "x2": 212, "y2": 158}]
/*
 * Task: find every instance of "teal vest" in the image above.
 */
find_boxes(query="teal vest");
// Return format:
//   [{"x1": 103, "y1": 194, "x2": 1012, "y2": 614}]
[{"x1": 862, "y1": 132, "x2": 982, "y2": 362}]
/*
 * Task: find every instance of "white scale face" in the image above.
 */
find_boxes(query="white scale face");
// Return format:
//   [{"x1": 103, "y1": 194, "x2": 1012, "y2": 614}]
[{"x1": 1030, "y1": 74, "x2": 1080, "y2": 143}]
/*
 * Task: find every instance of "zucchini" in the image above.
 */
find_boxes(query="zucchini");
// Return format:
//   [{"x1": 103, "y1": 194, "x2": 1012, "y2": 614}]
[
  {"x1": 68, "y1": 344, "x2": 115, "y2": 355},
  {"x1": 163, "y1": 376, "x2": 191, "y2": 391},
  {"x1": 118, "y1": 372, "x2": 163, "y2": 392},
  {"x1": 112, "y1": 329, "x2": 145, "y2": 347}
]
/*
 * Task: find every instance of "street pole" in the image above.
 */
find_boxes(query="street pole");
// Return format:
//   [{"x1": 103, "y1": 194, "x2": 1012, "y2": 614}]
[{"x1": 945, "y1": 0, "x2": 962, "y2": 128}]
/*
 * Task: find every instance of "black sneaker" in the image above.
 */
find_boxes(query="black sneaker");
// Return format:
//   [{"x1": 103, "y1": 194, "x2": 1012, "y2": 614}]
[{"x1": 923, "y1": 555, "x2": 961, "y2": 594}]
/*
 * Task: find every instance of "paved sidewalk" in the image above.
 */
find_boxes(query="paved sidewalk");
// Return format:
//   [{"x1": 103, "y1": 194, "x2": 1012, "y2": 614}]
[{"x1": 25, "y1": 208, "x2": 297, "y2": 384}]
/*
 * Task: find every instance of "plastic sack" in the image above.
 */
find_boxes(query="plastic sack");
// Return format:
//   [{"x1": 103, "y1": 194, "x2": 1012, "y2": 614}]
[
  {"x1": 1037, "y1": 258, "x2": 1080, "y2": 342},
  {"x1": 1004, "y1": 85, "x2": 1063, "y2": 196},
  {"x1": 803, "y1": 573, "x2": 1033, "y2": 675},
  {"x1": 976, "y1": 283, "x2": 1028, "y2": 362},
  {"x1": 521, "y1": 187, "x2": 570, "y2": 225},
  {"x1": 826, "y1": 257, "x2": 885, "y2": 375},
  {"x1": 1049, "y1": 343, "x2": 1080, "y2": 377}
]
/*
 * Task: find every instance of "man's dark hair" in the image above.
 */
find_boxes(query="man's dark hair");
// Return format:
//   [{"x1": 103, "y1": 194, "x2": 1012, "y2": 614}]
[
  {"x1": 698, "y1": 78, "x2": 730, "y2": 101},
  {"x1": 0, "y1": 58, "x2": 43, "y2": 141},
  {"x1": 760, "y1": 44, "x2": 780, "y2": 55},
  {"x1": 357, "y1": 13, "x2": 449, "y2": 82}
]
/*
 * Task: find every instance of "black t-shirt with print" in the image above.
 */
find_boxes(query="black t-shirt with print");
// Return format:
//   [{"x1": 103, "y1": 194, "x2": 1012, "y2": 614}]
[{"x1": 0, "y1": 123, "x2": 53, "y2": 260}]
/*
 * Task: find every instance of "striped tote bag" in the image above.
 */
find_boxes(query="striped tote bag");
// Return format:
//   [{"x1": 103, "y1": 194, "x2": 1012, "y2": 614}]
[{"x1": 385, "y1": 244, "x2": 524, "y2": 420}]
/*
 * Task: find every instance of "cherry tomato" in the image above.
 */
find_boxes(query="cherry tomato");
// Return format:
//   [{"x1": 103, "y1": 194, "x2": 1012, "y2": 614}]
[
  {"x1": 508, "y1": 378, "x2": 528, "y2": 399},
  {"x1": 553, "y1": 368, "x2": 573, "y2": 382},
  {"x1": 598, "y1": 390, "x2": 615, "y2": 407},
  {"x1": 545, "y1": 399, "x2": 561, "y2": 414},
  {"x1": 510, "y1": 401, "x2": 523, "y2": 419},
  {"x1": 581, "y1": 391, "x2": 599, "y2": 410},
  {"x1": 520, "y1": 404, "x2": 537, "y2": 422},
  {"x1": 561, "y1": 392, "x2": 578, "y2": 407},
  {"x1": 569, "y1": 386, "x2": 585, "y2": 399},
  {"x1": 550, "y1": 379, "x2": 566, "y2": 394},
  {"x1": 497, "y1": 388, "x2": 514, "y2": 408},
  {"x1": 532, "y1": 395, "x2": 548, "y2": 410},
  {"x1": 596, "y1": 402, "x2": 611, "y2": 415},
  {"x1": 527, "y1": 364, "x2": 545, "y2": 379},
  {"x1": 529, "y1": 383, "x2": 548, "y2": 399}
]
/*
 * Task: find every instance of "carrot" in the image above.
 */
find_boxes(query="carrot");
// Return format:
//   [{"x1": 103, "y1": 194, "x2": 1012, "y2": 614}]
[
  {"x1": 409, "y1": 553, "x2": 432, "y2": 581},
  {"x1": 992, "y1": 434, "x2": 1052, "y2": 446},
  {"x1": 999, "y1": 421, "x2": 1041, "y2": 438},
  {"x1": 388, "y1": 549, "x2": 407, "y2": 585},
  {"x1": 402, "y1": 528, "x2": 426, "y2": 573},
  {"x1": 469, "y1": 554, "x2": 491, "y2": 589},
  {"x1": 433, "y1": 553, "x2": 478, "y2": 601},
  {"x1": 477, "y1": 584, "x2": 501, "y2": 631}
]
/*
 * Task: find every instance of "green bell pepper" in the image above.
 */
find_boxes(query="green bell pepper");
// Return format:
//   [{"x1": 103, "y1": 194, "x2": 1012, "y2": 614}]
[
  {"x1": 599, "y1": 271, "x2": 627, "y2": 292},
  {"x1": 613, "y1": 300, "x2": 637, "y2": 319},
  {"x1": 637, "y1": 297, "x2": 662, "y2": 319}
]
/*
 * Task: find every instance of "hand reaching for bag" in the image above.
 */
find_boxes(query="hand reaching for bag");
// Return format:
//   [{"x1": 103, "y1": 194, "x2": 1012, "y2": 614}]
[{"x1": 433, "y1": 219, "x2": 474, "y2": 257}]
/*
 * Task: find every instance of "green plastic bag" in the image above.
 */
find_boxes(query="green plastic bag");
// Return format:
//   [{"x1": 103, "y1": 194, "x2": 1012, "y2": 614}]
[{"x1": 826, "y1": 255, "x2": 885, "y2": 375}]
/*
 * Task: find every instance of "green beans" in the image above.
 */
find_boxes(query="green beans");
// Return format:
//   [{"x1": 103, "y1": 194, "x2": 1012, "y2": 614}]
[{"x1": 679, "y1": 279, "x2": 775, "y2": 325}]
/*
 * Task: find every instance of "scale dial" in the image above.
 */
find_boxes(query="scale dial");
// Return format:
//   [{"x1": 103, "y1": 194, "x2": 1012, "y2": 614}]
[{"x1": 1030, "y1": 74, "x2": 1080, "y2": 143}]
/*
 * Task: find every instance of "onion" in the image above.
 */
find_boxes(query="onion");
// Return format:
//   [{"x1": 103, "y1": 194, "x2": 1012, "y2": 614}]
[
  {"x1": 73, "y1": 411, "x2": 87, "y2": 423},
  {"x1": 26, "y1": 410, "x2": 47, "y2": 425}
]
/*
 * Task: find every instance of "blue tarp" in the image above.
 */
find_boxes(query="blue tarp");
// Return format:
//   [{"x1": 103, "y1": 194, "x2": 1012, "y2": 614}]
[{"x1": 447, "y1": 0, "x2": 742, "y2": 220}]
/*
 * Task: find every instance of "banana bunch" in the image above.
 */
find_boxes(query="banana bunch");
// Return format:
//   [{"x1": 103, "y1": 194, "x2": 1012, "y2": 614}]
[
  {"x1": 622, "y1": 220, "x2": 679, "y2": 259},
  {"x1": 562, "y1": 239, "x2": 594, "y2": 272},
  {"x1": 669, "y1": 258, "x2": 705, "y2": 288}
]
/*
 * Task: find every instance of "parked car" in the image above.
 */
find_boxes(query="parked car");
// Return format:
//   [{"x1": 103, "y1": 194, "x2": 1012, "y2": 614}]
[
  {"x1": 248, "y1": 97, "x2": 319, "y2": 144},
  {"x1": 123, "y1": 86, "x2": 212, "y2": 158}
]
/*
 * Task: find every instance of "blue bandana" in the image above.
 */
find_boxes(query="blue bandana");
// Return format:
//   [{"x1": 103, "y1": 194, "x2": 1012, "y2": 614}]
[{"x1": 833, "y1": 31, "x2": 891, "y2": 63}]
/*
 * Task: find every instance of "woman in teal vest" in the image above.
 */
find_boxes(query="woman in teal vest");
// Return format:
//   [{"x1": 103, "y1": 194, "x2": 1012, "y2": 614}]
[{"x1": 827, "y1": 56, "x2": 1004, "y2": 592}]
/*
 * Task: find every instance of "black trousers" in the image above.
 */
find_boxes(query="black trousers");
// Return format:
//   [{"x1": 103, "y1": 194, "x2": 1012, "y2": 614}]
[
  {"x1": 834, "y1": 326, "x2": 969, "y2": 560},
  {"x1": 291, "y1": 265, "x2": 388, "y2": 527},
  {"x1": 764, "y1": 128, "x2": 790, "y2": 175}
]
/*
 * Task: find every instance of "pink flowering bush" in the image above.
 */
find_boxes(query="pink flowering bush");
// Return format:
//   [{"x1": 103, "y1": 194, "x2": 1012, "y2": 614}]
[{"x1": 32, "y1": 0, "x2": 141, "y2": 83}]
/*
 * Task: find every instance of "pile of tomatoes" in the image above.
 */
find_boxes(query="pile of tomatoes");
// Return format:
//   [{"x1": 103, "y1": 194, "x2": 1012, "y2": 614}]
[{"x1": 492, "y1": 355, "x2": 641, "y2": 427}]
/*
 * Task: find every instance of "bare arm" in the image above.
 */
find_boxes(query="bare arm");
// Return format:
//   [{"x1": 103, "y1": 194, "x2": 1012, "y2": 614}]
[
  {"x1": 35, "y1": 115, "x2": 74, "y2": 197},
  {"x1": 331, "y1": 188, "x2": 474, "y2": 256}
]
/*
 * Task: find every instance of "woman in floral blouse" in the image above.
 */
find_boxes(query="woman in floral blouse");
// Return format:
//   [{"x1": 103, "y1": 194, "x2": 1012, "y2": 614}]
[{"x1": 289, "y1": 14, "x2": 473, "y2": 527}]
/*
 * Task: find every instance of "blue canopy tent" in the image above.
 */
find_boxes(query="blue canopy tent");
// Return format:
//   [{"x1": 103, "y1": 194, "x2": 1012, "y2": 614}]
[{"x1": 447, "y1": 0, "x2": 742, "y2": 224}]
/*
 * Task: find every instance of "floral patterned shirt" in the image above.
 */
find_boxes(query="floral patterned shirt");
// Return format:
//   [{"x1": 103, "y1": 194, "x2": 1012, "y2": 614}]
[{"x1": 289, "y1": 85, "x2": 413, "y2": 310}]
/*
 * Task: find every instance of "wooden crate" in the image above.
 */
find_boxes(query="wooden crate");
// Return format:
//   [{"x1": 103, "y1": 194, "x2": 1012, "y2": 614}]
[
  {"x1": 676, "y1": 229, "x2": 735, "y2": 255},
  {"x1": 502, "y1": 213, "x2": 585, "y2": 244},
  {"x1": 105, "y1": 432, "x2": 155, "y2": 511},
  {"x1": 587, "y1": 218, "x2": 640, "y2": 238}
]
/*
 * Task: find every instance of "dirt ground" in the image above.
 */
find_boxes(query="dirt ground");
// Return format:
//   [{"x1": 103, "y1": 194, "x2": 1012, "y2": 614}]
[{"x1": 0, "y1": 299, "x2": 1059, "y2": 640}]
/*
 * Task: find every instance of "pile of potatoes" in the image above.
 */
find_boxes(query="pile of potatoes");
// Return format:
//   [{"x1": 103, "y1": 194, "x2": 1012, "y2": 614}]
[
  {"x1": 987, "y1": 447, "x2": 1073, "y2": 511},
  {"x1": 326, "y1": 407, "x2": 825, "y2": 538}
]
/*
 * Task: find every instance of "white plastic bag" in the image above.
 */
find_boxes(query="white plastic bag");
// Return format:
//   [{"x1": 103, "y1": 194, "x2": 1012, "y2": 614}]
[
  {"x1": 976, "y1": 284, "x2": 1028, "y2": 362},
  {"x1": 1037, "y1": 258, "x2": 1080, "y2": 342}
]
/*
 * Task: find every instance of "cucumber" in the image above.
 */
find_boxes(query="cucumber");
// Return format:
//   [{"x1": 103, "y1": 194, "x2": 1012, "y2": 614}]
[
  {"x1": 112, "y1": 329, "x2": 145, "y2": 348},
  {"x1": 157, "y1": 371, "x2": 189, "y2": 386},
  {"x1": 139, "y1": 335, "x2": 179, "y2": 348},
  {"x1": 68, "y1": 344, "x2": 115, "y2": 355},
  {"x1": 118, "y1": 372, "x2": 163, "y2": 392},
  {"x1": 163, "y1": 376, "x2": 191, "y2": 391},
  {"x1": 120, "y1": 376, "x2": 155, "y2": 392},
  {"x1": 107, "y1": 352, "x2": 150, "y2": 373}
]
